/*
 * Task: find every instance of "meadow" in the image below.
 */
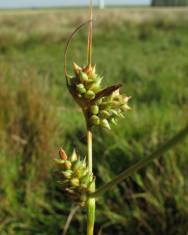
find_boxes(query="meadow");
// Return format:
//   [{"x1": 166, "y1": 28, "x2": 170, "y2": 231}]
[{"x1": 0, "y1": 7, "x2": 188, "y2": 235}]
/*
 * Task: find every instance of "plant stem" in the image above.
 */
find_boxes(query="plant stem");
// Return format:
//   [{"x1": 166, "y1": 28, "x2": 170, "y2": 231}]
[
  {"x1": 87, "y1": 130, "x2": 93, "y2": 171},
  {"x1": 90, "y1": 124, "x2": 188, "y2": 198},
  {"x1": 87, "y1": 129, "x2": 95, "y2": 235},
  {"x1": 86, "y1": 2, "x2": 95, "y2": 234},
  {"x1": 87, "y1": 0, "x2": 93, "y2": 66}
]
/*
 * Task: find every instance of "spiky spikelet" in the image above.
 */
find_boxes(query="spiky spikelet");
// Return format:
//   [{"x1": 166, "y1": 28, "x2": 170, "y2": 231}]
[
  {"x1": 67, "y1": 63, "x2": 131, "y2": 130},
  {"x1": 67, "y1": 63, "x2": 102, "y2": 105},
  {"x1": 54, "y1": 148, "x2": 95, "y2": 206},
  {"x1": 87, "y1": 89, "x2": 131, "y2": 130}
]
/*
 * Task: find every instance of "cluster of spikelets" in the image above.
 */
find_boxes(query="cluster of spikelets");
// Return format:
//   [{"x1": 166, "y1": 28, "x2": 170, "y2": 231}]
[
  {"x1": 67, "y1": 63, "x2": 131, "y2": 130},
  {"x1": 54, "y1": 148, "x2": 95, "y2": 206},
  {"x1": 71, "y1": 63, "x2": 102, "y2": 101},
  {"x1": 88, "y1": 89, "x2": 131, "y2": 130}
]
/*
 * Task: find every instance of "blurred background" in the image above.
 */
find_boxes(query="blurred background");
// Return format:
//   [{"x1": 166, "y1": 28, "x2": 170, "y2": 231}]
[{"x1": 0, "y1": 0, "x2": 188, "y2": 235}]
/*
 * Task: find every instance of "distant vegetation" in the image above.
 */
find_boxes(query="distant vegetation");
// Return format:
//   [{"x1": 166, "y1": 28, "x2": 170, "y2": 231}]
[
  {"x1": 152, "y1": 0, "x2": 188, "y2": 6},
  {"x1": 0, "y1": 8, "x2": 188, "y2": 235}
]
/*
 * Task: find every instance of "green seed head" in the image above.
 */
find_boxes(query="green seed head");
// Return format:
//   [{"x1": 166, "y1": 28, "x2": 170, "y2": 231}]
[
  {"x1": 74, "y1": 165, "x2": 87, "y2": 178},
  {"x1": 76, "y1": 84, "x2": 86, "y2": 94},
  {"x1": 101, "y1": 119, "x2": 111, "y2": 130},
  {"x1": 121, "y1": 104, "x2": 131, "y2": 112},
  {"x1": 54, "y1": 159, "x2": 65, "y2": 167},
  {"x1": 96, "y1": 98, "x2": 102, "y2": 105},
  {"x1": 89, "y1": 83, "x2": 101, "y2": 93},
  {"x1": 90, "y1": 105, "x2": 99, "y2": 115},
  {"x1": 62, "y1": 170, "x2": 73, "y2": 179},
  {"x1": 89, "y1": 115, "x2": 100, "y2": 126},
  {"x1": 88, "y1": 180, "x2": 95, "y2": 192},
  {"x1": 63, "y1": 160, "x2": 72, "y2": 170},
  {"x1": 70, "y1": 149, "x2": 78, "y2": 162},
  {"x1": 100, "y1": 102, "x2": 110, "y2": 110},
  {"x1": 100, "y1": 110, "x2": 111, "y2": 118},
  {"x1": 70, "y1": 178, "x2": 80, "y2": 187},
  {"x1": 73, "y1": 62, "x2": 82, "y2": 75},
  {"x1": 80, "y1": 71, "x2": 89, "y2": 82},
  {"x1": 72, "y1": 160, "x2": 82, "y2": 172},
  {"x1": 88, "y1": 77, "x2": 102, "y2": 92},
  {"x1": 84, "y1": 90, "x2": 96, "y2": 100},
  {"x1": 80, "y1": 174, "x2": 91, "y2": 187},
  {"x1": 111, "y1": 110, "x2": 119, "y2": 116}
]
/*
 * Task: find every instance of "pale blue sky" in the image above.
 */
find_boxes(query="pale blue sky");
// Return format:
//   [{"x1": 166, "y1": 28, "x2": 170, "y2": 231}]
[{"x1": 0, "y1": 0, "x2": 151, "y2": 8}]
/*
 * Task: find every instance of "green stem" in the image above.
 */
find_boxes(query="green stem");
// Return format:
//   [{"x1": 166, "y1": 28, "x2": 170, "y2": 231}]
[
  {"x1": 87, "y1": 129, "x2": 95, "y2": 235},
  {"x1": 87, "y1": 0, "x2": 93, "y2": 66},
  {"x1": 86, "y1": 2, "x2": 95, "y2": 234},
  {"x1": 90, "y1": 124, "x2": 188, "y2": 198}
]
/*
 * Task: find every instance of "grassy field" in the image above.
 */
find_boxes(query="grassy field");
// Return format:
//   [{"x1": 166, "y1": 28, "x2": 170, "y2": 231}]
[{"x1": 0, "y1": 7, "x2": 188, "y2": 235}]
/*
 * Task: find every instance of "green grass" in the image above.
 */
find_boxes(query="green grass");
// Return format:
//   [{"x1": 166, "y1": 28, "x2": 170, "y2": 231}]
[{"x1": 0, "y1": 8, "x2": 188, "y2": 235}]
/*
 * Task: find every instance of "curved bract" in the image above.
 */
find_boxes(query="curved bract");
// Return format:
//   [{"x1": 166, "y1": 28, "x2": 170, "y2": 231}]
[{"x1": 64, "y1": 20, "x2": 93, "y2": 81}]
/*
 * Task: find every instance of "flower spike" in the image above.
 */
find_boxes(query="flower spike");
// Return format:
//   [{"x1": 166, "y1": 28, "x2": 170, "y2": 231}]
[{"x1": 54, "y1": 148, "x2": 95, "y2": 206}]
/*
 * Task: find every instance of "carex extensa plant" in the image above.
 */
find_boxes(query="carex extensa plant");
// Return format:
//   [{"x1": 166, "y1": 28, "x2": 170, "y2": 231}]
[{"x1": 52, "y1": 1, "x2": 188, "y2": 235}]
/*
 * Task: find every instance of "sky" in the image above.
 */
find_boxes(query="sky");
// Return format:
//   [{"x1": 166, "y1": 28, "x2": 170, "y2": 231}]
[{"x1": 0, "y1": 0, "x2": 151, "y2": 9}]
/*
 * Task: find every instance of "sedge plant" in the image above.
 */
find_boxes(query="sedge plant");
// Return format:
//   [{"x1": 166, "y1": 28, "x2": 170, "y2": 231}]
[{"x1": 53, "y1": 1, "x2": 188, "y2": 234}]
